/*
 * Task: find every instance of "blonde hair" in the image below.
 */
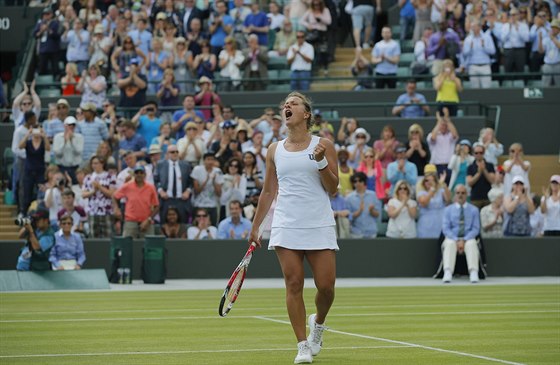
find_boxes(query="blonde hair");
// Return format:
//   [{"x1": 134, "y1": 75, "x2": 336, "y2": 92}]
[
  {"x1": 394, "y1": 180, "x2": 412, "y2": 198},
  {"x1": 408, "y1": 123, "x2": 424, "y2": 139},
  {"x1": 281, "y1": 92, "x2": 314, "y2": 130},
  {"x1": 66, "y1": 62, "x2": 78, "y2": 75}
]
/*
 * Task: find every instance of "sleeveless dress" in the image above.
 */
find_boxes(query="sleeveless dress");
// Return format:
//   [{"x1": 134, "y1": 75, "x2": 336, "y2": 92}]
[
  {"x1": 269, "y1": 136, "x2": 338, "y2": 250},
  {"x1": 504, "y1": 202, "x2": 531, "y2": 236}
]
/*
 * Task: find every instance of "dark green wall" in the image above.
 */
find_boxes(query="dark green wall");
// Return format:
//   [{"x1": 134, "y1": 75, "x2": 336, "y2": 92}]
[{"x1": 1, "y1": 238, "x2": 558, "y2": 279}]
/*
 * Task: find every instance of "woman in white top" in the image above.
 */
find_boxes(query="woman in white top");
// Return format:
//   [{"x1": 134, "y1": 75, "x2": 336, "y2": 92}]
[
  {"x1": 386, "y1": 180, "x2": 417, "y2": 238},
  {"x1": 541, "y1": 175, "x2": 560, "y2": 236},
  {"x1": 249, "y1": 92, "x2": 338, "y2": 364},
  {"x1": 187, "y1": 208, "x2": 218, "y2": 239},
  {"x1": 503, "y1": 143, "x2": 531, "y2": 197},
  {"x1": 220, "y1": 157, "x2": 247, "y2": 217}
]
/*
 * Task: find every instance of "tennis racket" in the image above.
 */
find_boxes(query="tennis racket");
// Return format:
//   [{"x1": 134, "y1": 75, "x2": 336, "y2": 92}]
[{"x1": 218, "y1": 214, "x2": 270, "y2": 317}]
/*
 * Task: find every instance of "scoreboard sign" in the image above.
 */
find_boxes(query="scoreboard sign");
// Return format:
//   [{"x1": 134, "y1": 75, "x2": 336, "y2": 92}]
[{"x1": 0, "y1": 7, "x2": 42, "y2": 52}]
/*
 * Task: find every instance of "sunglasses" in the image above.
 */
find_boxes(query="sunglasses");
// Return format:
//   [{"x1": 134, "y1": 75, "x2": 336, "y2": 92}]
[
  {"x1": 196, "y1": 214, "x2": 208, "y2": 218},
  {"x1": 57, "y1": 105, "x2": 68, "y2": 109},
  {"x1": 296, "y1": 35, "x2": 304, "y2": 38},
  {"x1": 398, "y1": 186, "x2": 408, "y2": 191},
  {"x1": 356, "y1": 135, "x2": 366, "y2": 139},
  {"x1": 186, "y1": 128, "x2": 197, "y2": 131},
  {"x1": 195, "y1": 120, "x2": 204, "y2": 124},
  {"x1": 21, "y1": 102, "x2": 32, "y2": 106},
  {"x1": 134, "y1": 171, "x2": 145, "y2": 174},
  {"x1": 455, "y1": 191, "x2": 466, "y2": 195},
  {"x1": 352, "y1": 180, "x2": 363, "y2": 184},
  {"x1": 60, "y1": 221, "x2": 73, "y2": 226},
  {"x1": 168, "y1": 150, "x2": 178, "y2": 154},
  {"x1": 474, "y1": 151, "x2": 484, "y2": 155},
  {"x1": 230, "y1": 164, "x2": 239, "y2": 168},
  {"x1": 364, "y1": 155, "x2": 374, "y2": 159},
  {"x1": 510, "y1": 149, "x2": 518, "y2": 153}
]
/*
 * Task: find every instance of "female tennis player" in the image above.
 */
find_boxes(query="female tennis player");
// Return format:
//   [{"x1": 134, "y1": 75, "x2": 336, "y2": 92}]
[{"x1": 249, "y1": 92, "x2": 339, "y2": 364}]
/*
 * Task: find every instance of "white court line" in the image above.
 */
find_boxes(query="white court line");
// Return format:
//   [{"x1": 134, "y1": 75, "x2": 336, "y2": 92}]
[
  {"x1": 1, "y1": 310, "x2": 557, "y2": 323},
  {"x1": 1, "y1": 301, "x2": 558, "y2": 316},
  {"x1": 0, "y1": 345, "x2": 408, "y2": 359},
  {"x1": 254, "y1": 316, "x2": 527, "y2": 365}
]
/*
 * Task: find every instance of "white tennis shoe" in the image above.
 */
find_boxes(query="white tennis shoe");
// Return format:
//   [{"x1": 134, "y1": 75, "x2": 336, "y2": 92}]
[
  {"x1": 294, "y1": 340, "x2": 313, "y2": 364},
  {"x1": 307, "y1": 313, "x2": 325, "y2": 356}
]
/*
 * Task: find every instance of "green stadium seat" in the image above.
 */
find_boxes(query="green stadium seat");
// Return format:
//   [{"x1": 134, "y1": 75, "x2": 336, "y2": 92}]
[
  {"x1": 528, "y1": 80, "x2": 542, "y2": 87},
  {"x1": 268, "y1": 69, "x2": 279, "y2": 83},
  {"x1": 268, "y1": 56, "x2": 288, "y2": 70},
  {"x1": 512, "y1": 80, "x2": 525, "y2": 88},
  {"x1": 462, "y1": 81, "x2": 472, "y2": 89},
  {"x1": 399, "y1": 53, "x2": 415, "y2": 67},
  {"x1": 401, "y1": 39, "x2": 415, "y2": 52},
  {"x1": 397, "y1": 67, "x2": 410, "y2": 77},
  {"x1": 278, "y1": 69, "x2": 291, "y2": 83},
  {"x1": 266, "y1": 84, "x2": 291, "y2": 92},
  {"x1": 39, "y1": 88, "x2": 61, "y2": 97},
  {"x1": 490, "y1": 80, "x2": 500, "y2": 88},
  {"x1": 391, "y1": 25, "x2": 401, "y2": 37}
]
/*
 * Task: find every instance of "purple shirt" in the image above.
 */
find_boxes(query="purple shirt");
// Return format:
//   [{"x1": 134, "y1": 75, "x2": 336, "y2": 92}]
[
  {"x1": 427, "y1": 30, "x2": 462, "y2": 60},
  {"x1": 427, "y1": 131, "x2": 457, "y2": 165}
]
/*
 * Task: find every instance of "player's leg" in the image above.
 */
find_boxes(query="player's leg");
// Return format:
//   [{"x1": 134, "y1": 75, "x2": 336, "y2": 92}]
[{"x1": 306, "y1": 249, "x2": 336, "y2": 324}]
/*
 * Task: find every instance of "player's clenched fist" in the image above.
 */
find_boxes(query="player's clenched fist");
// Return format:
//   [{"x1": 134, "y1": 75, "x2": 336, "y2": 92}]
[{"x1": 314, "y1": 141, "x2": 327, "y2": 161}]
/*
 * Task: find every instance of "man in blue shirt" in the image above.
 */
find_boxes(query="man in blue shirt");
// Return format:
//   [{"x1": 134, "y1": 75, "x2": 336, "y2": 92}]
[
  {"x1": 61, "y1": 18, "x2": 90, "y2": 74},
  {"x1": 346, "y1": 172, "x2": 382, "y2": 238},
  {"x1": 387, "y1": 145, "x2": 418, "y2": 194},
  {"x1": 501, "y1": 9, "x2": 530, "y2": 75},
  {"x1": 463, "y1": 20, "x2": 496, "y2": 88},
  {"x1": 172, "y1": 95, "x2": 205, "y2": 139},
  {"x1": 76, "y1": 102, "x2": 109, "y2": 160},
  {"x1": 392, "y1": 80, "x2": 430, "y2": 118},
  {"x1": 371, "y1": 27, "x2": 401, "y2": 89},
  {"x1": 16, "y1": 209, "x2": 56, "y2": 271},
  {"x1": 49, "y1": 214, "x2": 86, "y2": 270},
  {"x1": 209, "y1": 0, "x2": 233, "y2": 55},
  {"x1": 441, "y1": 184, "x2": 481, "y2": 283},
  {"x1": 128, "y1": 18, "x2": 152, "y2": 55},
  {"x1": 218, "y1": 200, "x2": 252, "y2": 239},
  {"x1": 528, "y1": 11, "x2": 550, "y2": 74},
  {"x1": 132, "y1": 101, "x2": 162, "y2": 145},
  {"x1": 119, "y1": 120, "x2": 147, "y2": 164},
  {"x1": 243, "y1": 1, "x2": 269, "y2": 46},
  {"x1": 538, "y1": 19, "x2": 560, "y2": 87}
]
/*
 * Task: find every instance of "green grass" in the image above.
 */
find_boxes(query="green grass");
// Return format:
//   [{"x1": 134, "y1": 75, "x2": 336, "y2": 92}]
[{"x1": 1, "y1": 285, "x2": 559, "y2": 364}]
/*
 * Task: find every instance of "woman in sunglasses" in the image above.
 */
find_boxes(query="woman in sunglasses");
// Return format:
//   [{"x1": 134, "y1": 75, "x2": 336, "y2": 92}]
[
  {"x1": 187, "y1": 208, "x2": 217, "y2": 239},
  {"x1": 385, "y1": 180, "x2": 417, "y2": 238},
  {"x1": 220, "y1": 157, "x2": 247, "y2": 217}
]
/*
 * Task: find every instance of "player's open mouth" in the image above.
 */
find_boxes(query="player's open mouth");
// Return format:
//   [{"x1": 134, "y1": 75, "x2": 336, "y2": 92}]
[{"x1": 285, "y1": 110, "x2": 293, "y2": 120}]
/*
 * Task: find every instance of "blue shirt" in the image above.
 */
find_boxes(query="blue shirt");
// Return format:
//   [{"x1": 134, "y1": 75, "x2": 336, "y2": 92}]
[
  {"x1": 463, "y1": 31, "x2": 496, "y2": 66},
  {"x1": 428, "y1": 30, "x2": 462, "y2": 60},
  {"x1": 128, "y1": 29, "x2": 152, "y2": 55},
  {"x1": 64, "y1": 29, "x2": 90, "y2": 62},
  {"x1": 330, "y1": 194, "x2": 348, "y2": 212},
  {"x1": 501, "y1": 22, "x2": 530, "y2": 49},
  {"x1": 442, "y1": 202, "x2": 480, "y2": 241},
  {"x1": 172, "y1": 109, "x2": 205, "y2": 139},
  {"x1": 395, "y1": 92, "x2": 427, "y2": 118},
  {"x1": 346, "y1": 190, "x2": 382, "y2": 238},
  {"x1": 529, "y1": 24, "x2": 551, "y2": 52},
  {"x1": 49, "y1": 230, "x2": 86, "y2": 268},
  {"x1": 387, "y1": 160, "x2": 418, "y2": 194},
  {"x1": 210, "y1": 14, "x2": 234, "y2": 47},
  {"x1": 44, "y1": 118, "x2": 65, "y2": 138},
  {"x1": 217, "y1": 217, "x2": 253, "y2": 239},
  {"x1": 76, "y1": 118, "x2": 109, "y2": 159},
  {"x1": 543, "y1": 34, "x2": 560, "y2": 65},
  {"x1": 119, "y1": 133, "x2": 147, "y2": 161},
  {"x1": 400, "y1": 0, "x2": 415, "y2": 18},
  {"x1": 16, "y1": 228, "x2": 55, "y2": 271},
  {"x1": 137, "y1": 116, "x2": 162, "y2": 145},
  {"x1": 372, "y1": 39, "x2": 401, "y2": 74},
  {"x1": 244, "y1": 12, "x2": 269, "y2": 45}
]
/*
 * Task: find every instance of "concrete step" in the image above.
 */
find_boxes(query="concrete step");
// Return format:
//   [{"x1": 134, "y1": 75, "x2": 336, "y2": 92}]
[
  {"x1": 311, "y1": 81, "x2": 355, "y2": 91},
  {"x1": 0, "y1": 232, "x2": 20, "y2": 240},
  {"x1": 0, "y1": 210, "x2": 16, "y2": 218},
  {"x1": 0, "y1": 217, "x2": 16, "y2": 225}
]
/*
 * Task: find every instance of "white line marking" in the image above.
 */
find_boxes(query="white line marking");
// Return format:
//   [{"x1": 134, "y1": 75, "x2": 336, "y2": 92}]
[
  {"x1": 254, "y1": 316, "x2": 527, "y2": 365},
  {"x1": 1, "y1": 310, "x2": 557, "y2": 323},
  {"x1": 0, "y1": 346, "x2": 409, "y2": 359}
]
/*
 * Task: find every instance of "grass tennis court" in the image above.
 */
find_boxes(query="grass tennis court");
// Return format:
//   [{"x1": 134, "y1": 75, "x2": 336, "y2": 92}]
[{"x1": 1, "y1": 284, "x2": 559, "y2": 364}]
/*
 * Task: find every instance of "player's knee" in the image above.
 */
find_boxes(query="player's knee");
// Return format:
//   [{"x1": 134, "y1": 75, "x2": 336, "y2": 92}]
[{"x1": 284, "y1": 276, "x2": 304, "y2": 294}]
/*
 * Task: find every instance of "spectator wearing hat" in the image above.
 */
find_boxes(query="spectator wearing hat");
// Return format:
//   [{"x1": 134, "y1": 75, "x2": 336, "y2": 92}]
[
  {"x1": 347, "y1": 127, "x2": 370, "y2": 170},
  {"x1": 34, "y1": 7, "x2": 62, "y2": 76},
  {"x1": 118, "y1": 120, "x2": 147, "y2": 163},
  {"x1": 467, "y1": 143, "x2": 495, "y2": 209},
  {"x1": 113, "y1": 165, "x2": 159, "y2": 238},
  {"x1": 309, "y1": 109, "x2": 334, "y2": 135},
  {"x1": 210, "y1": 120, "x2": 239, "y2": 166},
  {"x1": 77, "y1": 64, "x2": 107, "y2": 109},
  {"x1": 62, "y1": 17, "x2": 90, "y2": 74},
  {"x1": 480, "y1": 188, "x2": 504, "y2": 238},
  {"x1": 191, "y1": 153, "x2": 224, "y2": 225},
  {"x1": 264, "y1": 114, "x2": 286, "y2": 147},
  {"x1": 52, "y1": 117, "x2": 84, "y2": 184},
  {"x1": 116, "y1": 57, "x2": 148, "y2": 112},
  {"x1": 154, "y1": 144, "x2": 193, "y2": 223},
  {"x1": 241, "y1": 34, "x2": 269, "y2": 91},
  {"x1": 287, "y1": 30, "x2": 315, "y2": 91},
  {"x1": 89, "y1": 24, "x2": 113, "y2": 72},
  {"x1": 49, "y1": 213, "x2": 86, "y2": 271},
  {"x1": 387, "y1": 144, "x2": 418, "y2": 195},
  {"x1": 146, "y1": 144, "x2": 163, "y2": 175},
  {"x1": 172, "y1": 95, "x2": 206, "y2": 140},
  {"x1": 128, "y1": 17, "x2": 152, "y2": 55},
  {"x1": 346, "y1": 172, "x2": 382, "y2": 238},
  {"x1": 541, "y1": 175, "x2": 560, "y2": 236},
  {"x1": 116, "y1": 151, "x2": 152, "y2": 188},
  {"x1": 416, "y1": 165, "x2": 451, "y2": 238},
  {"x1": 503, "y1": 176, "x2": 535, "y2": 237},
  {"x1": 405, "y1": 123, "x2": 430, "y2": 177},
  {"x1": 45, "y1": 99, "x2": 70, "y2": 140},
  {"x1": 178, "y1": 121, "x2": 207, "y2": 166},
  {"x1": 132, "y1": 101, "x2": 163, "y2": 146},
  {"x1": 16, "y1": 209, "x2": 56, "y2": 271},
  {"x1": 392, "y1": 80, "x2": 430, "y2": 118},
  {"x1": 448, "y1": 139, "x2": 474, "y2": 191},
  {"x1": 427, "y1": 110, "x2": 459, "y2": 184},
  {"x1": 76, "y1": 102, "x2": 109, "y2": 160},
  {"x1": 371, "y1": 27, "x2": 401, "y2": 89},
  {"x1": 538, "y1": 19, "x2": 560, "y2": 87},
  {"x1": 194, "y1": 76, "x2": 221, "y2": 121}
]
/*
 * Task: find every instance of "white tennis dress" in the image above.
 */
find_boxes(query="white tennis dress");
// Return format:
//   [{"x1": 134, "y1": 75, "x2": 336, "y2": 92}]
[{"x1": 268, "y1": 135, "x2": 339, "y2": 250}]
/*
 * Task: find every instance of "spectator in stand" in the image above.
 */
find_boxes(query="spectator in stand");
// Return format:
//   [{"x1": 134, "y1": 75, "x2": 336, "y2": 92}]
[
  {"x1": 463, "y1": 20, "x2": 496, "y2": 88},
  {"x1": 503, "y1": 176, "x2": 535, "y2": 237},
  {"x1": 61, "y1": 62, "x2": 81, "y2": 96},
  {"x1": 399, "y1": 0, "x2": 416, "y2": 42},
  {"x1": 501, "y1": 9, "x2": 530, "y2": 78},
  {"x1": 172, "y1": 95, "x2": 205, "y2": 139},
  {"x1": 503, "y1": 143, "x2": 531, "y2": 197},
  {"x1": 411, "y1": 26, "x2": 434, "y2": 75},
  {"x1": 194, "y1": 76, "x2": 221, "y2": 121},
  {"x1": 78, "y1": 0, "x2": 102, "y2": 22},
  {"x1": 157, "y1": 68, "x2": 181, "y2": 114},
  {"x1": 309, "y1": 110, "x2": 334, "y2": 135},
  {"x1": 116, "y1": 57, "x2": 148, "y2": 112},
  {"x1": 405, "y1": 124, "x2": 430, "y2": 177},
  {"x1": 209, "y1": 0, "x2": 233, "y2": 56},
  {"x1": 264, "y1": 115, "x2": 286, "y2": 147},
  {"x1": 161, "y1": 206, "x2": 187, "y2": 238},
  {"x1": 81, "y1": 156, "x2": 116, "y2": 238},
  {"x1": 16, "y1": 209, "x2": 55, "y2": 271},
  {"x1": 351, "y1": 0, "x2": 378, "y2": 50},
  {"x1": 244, "y1": 1, "x2": 269, "y2": 47},
  {"x1": 193, "y1": 40, "x2": 217, "y2": 80},
  {"x1": 76, "y1": 102, "x2": 109, "y2": 160},
  {"x1": 146, "y1": 37, "x2": 172, "y2": 94},
  {"x1": 186, "y1": 18, "x2": 208, "y2": 58},
  {"x1": 52, "y1": 117, "x2": 84, "y2": 184},
  {"x1": 448, "y1": 139, "x2": 474, "y2": 191},
  {"x1": 44, "y1": 99, "x2": 67, "y2": 140},
  {"x1": 270, "y1": 19, "x2": 297, "y2": 57},
  {"x1": 181, "y1": 0, "x2": 206, "y2": 35},
  {"x1": 351, "y1": 48, "x2": 374, "y2": 90},
  {"x1": 441, "y1": 184, "x2": 481, "y2": 283},
  {"x1": 188, "y1": 208, "x2": 218, "y2": 239},
  {"x1": 373, "y1": 125, "x2": 399, "y2": 169},
  {"x1": 246, "y1": 131, "x2": 268, "y2": 172},
  {"x1": 217, "y1": 200, "x2": 252, "y2": 239},
  {"x1": 11, "y1": 111, "x2": 37, "y2": 215},
  {"x1": 11, "y1": 80, "x2": 41, "y2": 127},
  {"x1": 49, "y1": 213, "x2": 86, "y2": 270},
  {"x1": 356, "y1": 148, "x2": 386, "y2": 198},
  {"x1": 34, "y1": 7, "x2": 62, "y2": 76},
  {"x1": 541, "y1": 175, "x2": 560, "y2": 236},
  {"x1": 172, "y1": 37, "x2": 195, "y2": 94},
  {"x1": 249, "y1": 107, "x2": 276, "y2": 135},
  {"x1": 386, "y1": 180, "x2": 417, "y2": 238},
  {"x1": 132, "y1": 101, "x2": 162, "y2": 145},
  {"x1": 210, "y1": 120, "x2": 239, "y2": 166},
  {"x1": 118, "y1": 120, "x2": 147, "y2": 163},
  {"x1": 427, "y1": 22, "x2": 461, "y2": 75},
  {"x1": 528, "y1": 10, "x2": 550, "y2": 75},
  {"x1": 128, "y1": 17, "x2": 152, "y2": 55},
  {"x1": 155, "y1": 144, "x2": 193, "y2": 223},
  {"x1": 162, "y1": 18, "x2": 179, "y2": 53},
  {"x1": 480, "y1": 188, "x2": 504, "y2": 238},
  {"x1": 428, "y1": 109, "x2": 459, "y2": 182},
  {"x1": 62, "y1": 18, "x2": 90, "y2": 74},
  {"x1": 287, "y1": 30, "x2": 315, "y2": 91},
  {"x1": 191, "y1": 152, "x2": 223, "y2": 225},
  {"x1": 478, "y1": 127, "x2": 503, "y2": 166},
  {"x1": 371, "y1": 27, "x2": 401, "y2": 89},
  {"x1": 330, "y1": 188, "x2": 351, "y2": 238},
  {"x1": 433, "y1": 59, "x2": 462, "y2": 116},
  {"x1": 242, "y1": 151, "x2": 263, "y2": 200},
  {"x1": 241, "y1": 34, "x2": 269, "y2": 91},
  {"x1": 220, "y1": 157, "x2": 247, "y2": 217},
  {"x1": 77, "y1": 64, "x2": 107, "y2": 109},
  {"x1": 337, "y1": 149, "x2": 354, "y2": 197},
  {"x1": 347, "y1": 127, "x2": 370, "y2": 169},
  {"x1": 416, "y1": 165, "x2": 450, "y2": 238},
  {"x1": 412, "y1": 0, "x2": 432, "y2": 42},
  {"x1": 57, "y1": 189, "x2": 87, "y2": 235},
  {"x1": 538, "y1": 19, "x2": 560, "y2": 87},
  {"x1": 447, "y1": 1, "x2": 465, "y2": 40},
  {"x1": 346, "y1": 172, "x2": 382, "y2": 238},
  {"x1": 336, "y1": 117, "x2": 359, "y2": 146},
  {"x1": 177, "y1": 121, "x2": 206, "y2": 166},
  {"x1": 218, "y1": 36, "x2": 245, "y2": 91},
  {"x1": 467, "y1": 143, "x2": 496, "y2": 209},
  {"x1": 19, "y1": 124, "x2": 50, "y2": 215},
  {"x1": 387, "y1": 145, "x2": 418, "y2": 195},
  {"x1": 300, "y1": 0, "x2": 332, "y2": 75},
  {"x1": 113, "y1": 165, "x2": 159, "y2": 238},
  {"x1": 392, "y1": 79, "x2": 430, "y2": 117},
  {"x1": 45, "y1": 171, "x2": 70, "y2": 229},
  {"x1": 111, "y1": 36, "x2": 147, "y2": 79},
  {"x1": 267, "y1": 1, "x2": 285, "y2": 32}
]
